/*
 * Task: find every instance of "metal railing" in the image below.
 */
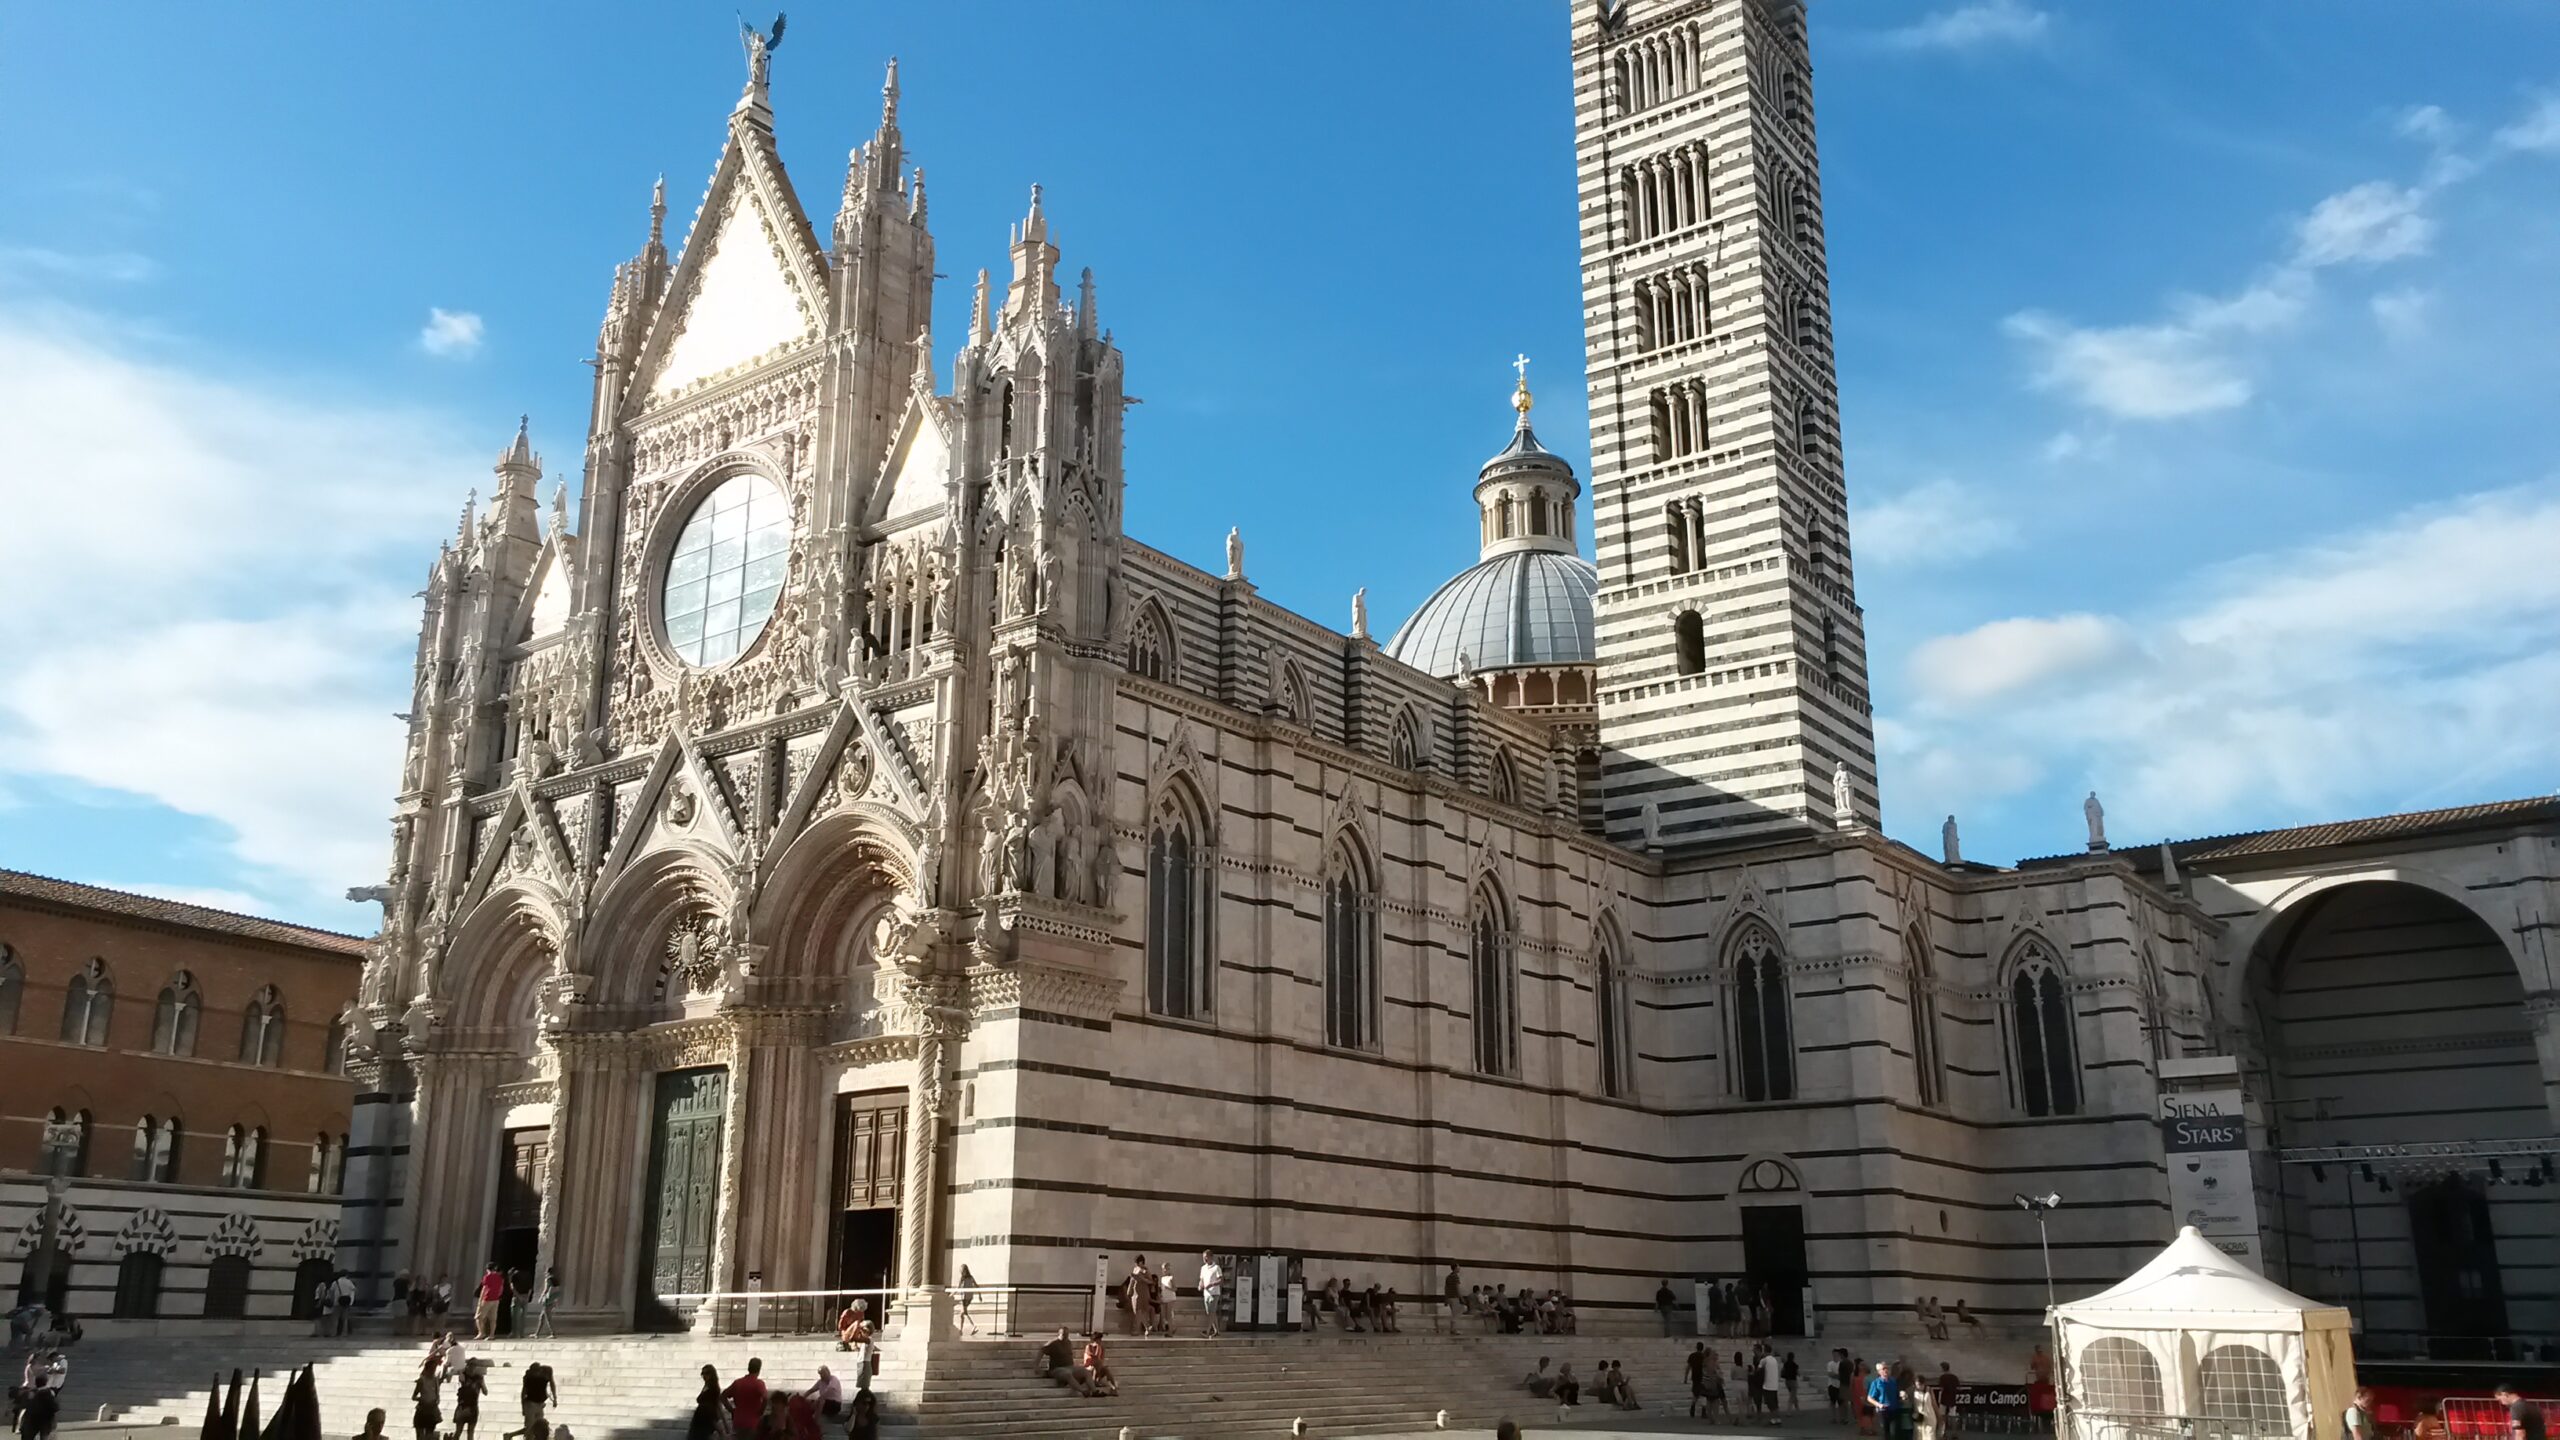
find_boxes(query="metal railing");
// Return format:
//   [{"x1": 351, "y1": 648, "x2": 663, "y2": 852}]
[
  {"x1": 660, "y1": 1284, "x2": 1102, "y2": 1339},
  {"x1": 2069, "y1": 1410, "x2": 2302, "y2": 1440}
]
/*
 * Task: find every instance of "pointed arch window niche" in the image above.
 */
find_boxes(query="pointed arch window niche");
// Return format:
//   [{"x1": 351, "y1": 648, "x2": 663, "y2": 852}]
[
  {"x1": 1904, "y1": 930, "x2": 1945, "y2": 1109},
  {"x1": 153, "y1": 972, "x2": 202, "y2": 1057},
  {"x1": 1145, "y1": 787, "x2": 1214, "y2": 1020},
  {"x1": 0, "y1": 945, "x2": 21, "y2": 1036},
  {"x1": 60, "y1": 958, "x2": 112, "y2": 1046},
  {"x1": 1728, "y1": 925, "x2": 1795, "y2": 1102},
  {"x1": 2009, "y1": 940, "x2": 2082, "y2": 1117},
  {"x1": 1127, "y1": 604, "x2": 1174, "y2": 684},
  {"x1": 1470, "y1": 887, "x2": 1519, "y2": 1077},
  {"x1": 1389, "y1": 709, "x2": 1426, "y2": 772},
  {"x1": 1596, "y1": 937, "x2": 1633, "y2": 1099},
  {"x1": 240, "y1": 985, "x2": 286, "y2": 1067},
  {"x1": 1321, "y1": 836, "x2": 1381, "y2": 1051}
]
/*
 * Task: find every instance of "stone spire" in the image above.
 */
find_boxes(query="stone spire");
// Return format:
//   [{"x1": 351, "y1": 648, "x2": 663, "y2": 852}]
[
  {"x1": 1005, "y1": 184, "x2": 1059, "y2": 318},
  {"x1": 1077, "y1": 267, "x2": 1098, "y2": 338}
]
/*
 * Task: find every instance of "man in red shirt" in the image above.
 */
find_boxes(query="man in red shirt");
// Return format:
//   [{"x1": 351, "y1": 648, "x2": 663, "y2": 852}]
[
  {"x1": 473, "y1": 1265, "x2": 506, "y2": 1340},
  {"x1": 724, "y1": 1357, "x2": 768, "y2": 1440}
]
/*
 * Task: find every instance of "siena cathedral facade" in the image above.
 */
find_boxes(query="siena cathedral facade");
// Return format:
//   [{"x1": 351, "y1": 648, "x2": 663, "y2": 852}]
[{"x1": 345, "y1": 0, "x2": 2560, "y2": 1347}]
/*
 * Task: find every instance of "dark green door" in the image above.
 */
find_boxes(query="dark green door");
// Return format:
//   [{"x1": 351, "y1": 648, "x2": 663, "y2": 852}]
[{"x1": 638, "y1": 1066, "x2": 727, "y2": 1329}]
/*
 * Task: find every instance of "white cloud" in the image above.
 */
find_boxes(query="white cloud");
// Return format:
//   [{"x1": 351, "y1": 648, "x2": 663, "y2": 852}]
[
  {"x1": 2004, "y1": 308, "x2": 2255, "y2": 419},
  {"x1": 1851, "y1": 479, "x2": 2020, "y2": 571},
  {"x1": 1909, "y1": 613, "x2": 2132, "y2": 708},
  {"x1": 0, "y1": 244, "x2": 157, "y2": 286},
  {"x1": 1886, "y1": 485, "x2": 2560, "y2": 842},
  {"x1": 0, "y1": 303, "x2": 475, "y2": 921},
  {"x1": 2294, "y1": 181, "x2": 2435, "y2": 266},
  {"x1": 2496, "y1": 94, "x2": 2560, "y2": 154},
  {"x1": 1880, "y1": 0, "x2": 2050, "y2": 53},
  {"x1": 113, "y1": 882, "x2": 282, "y2": 918},
  {"x1": 2397, "y1": 104, "x2": 2459, "y2": 146},
  {"x1": 419, "y1": 307, "x2": 485, "y2": 358},
  {"x1": 2370, "y1": 286, "x2": 2430, "y2": 341}
]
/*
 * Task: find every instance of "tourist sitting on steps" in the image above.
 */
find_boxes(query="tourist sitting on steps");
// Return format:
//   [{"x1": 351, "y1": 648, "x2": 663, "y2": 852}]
[
  {"x1": 1081, "y1": 1334, "x2": 1119, "y2": 1398},
  {"x1": 1552, "y1": 1363, "x2": 1581, "y2": 1408},
  {"x1": 1036, "y1": 1328, "x2": 1091, "y2": 1398},
  {"x1": 1522, "y1": 1357, "x2": 1555, "y2": 1398}
]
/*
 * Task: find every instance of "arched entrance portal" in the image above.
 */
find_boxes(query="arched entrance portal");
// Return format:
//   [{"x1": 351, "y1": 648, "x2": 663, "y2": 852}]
[{"x1": 2247, "y1": 881, "x2": 2552, "y2": 1358}]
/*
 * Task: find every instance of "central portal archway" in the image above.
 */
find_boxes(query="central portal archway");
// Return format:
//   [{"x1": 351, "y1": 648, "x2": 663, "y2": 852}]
[{"x1": 2248, "y1": 880, "x2": 2548, "y2": 1358}]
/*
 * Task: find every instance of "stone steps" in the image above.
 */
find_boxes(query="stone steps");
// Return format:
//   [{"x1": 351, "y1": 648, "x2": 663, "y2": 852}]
[{"x1": 34, "y1": 1328, "x2": 2030, "y2": 1440}]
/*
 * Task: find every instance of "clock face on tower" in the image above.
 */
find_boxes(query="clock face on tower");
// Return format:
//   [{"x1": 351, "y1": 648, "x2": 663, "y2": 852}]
[{"x1": 659, "y1": 471, "x2": 790, "y2": 667}]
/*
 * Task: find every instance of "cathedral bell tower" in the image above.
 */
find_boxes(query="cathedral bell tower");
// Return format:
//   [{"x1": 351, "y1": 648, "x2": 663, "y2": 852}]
[{"x1": 1572, "y1": 0, "x2": 1877, "y2": 846}]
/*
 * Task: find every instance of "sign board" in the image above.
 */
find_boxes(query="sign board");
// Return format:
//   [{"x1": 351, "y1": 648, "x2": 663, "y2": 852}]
[
  {"x1": 2160, "y1": 1086, "x2": 2263, "y2": 1269},
  {"x1": 1092, "y1": 1253, "x2": 1110, "y2": 1334}
]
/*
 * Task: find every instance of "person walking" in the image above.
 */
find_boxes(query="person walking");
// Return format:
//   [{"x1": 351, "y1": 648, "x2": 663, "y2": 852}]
[
  {"x1": 312, "y1": 1271, "x2": 334, "y2": 1336},
  {"x1": 1656, "y1": 1278, "x2": 1680, "y2": 1337},
  {"x1": 684, "y1": 1368, "x2": 721, "y2": 1440},
  {"x1": 502, "y1": 1361, "x2": 557, "y2": 1440},
  {"x1": 1866, "y1": 1360, "x2": 1906, "y2": 1440},
  {"x1": 409, "y1": 1376, "x2": 440, "y2": 1440},
  {"x1": 1123, "y1": 1257, "x2": 1156, "y2": 1337},
  {"x1": 530, "y1": 1270, "x2": 561, "y2": 1339},
  {"x1": 473, "y1": 1265, "x2": 505, "y2": 1341},
  {"x1": 334, "y1": 1269, "x2": 358, "y2": 1337},
  {"x1": 954, "y1": 1265, "x2": 978, "y2": 1336},
  {"x1": 1192, "y1": 1250, "x2": 1223, "y2": 1342},
  {"x1": 454, "y1": 1362, "x2": 487, "y2": 1440},
  {"x1": 1936, "y1": 1363, "x2": 1964, "y2": 1439},
  {"x1": 1443, "y1": 1264, "x2": 1462, "y2": 1331},
  {"x1": 1155, "y1": 1267, "x2": 1177, "y2": 1338},
  {"x1": 1762, "y1": 1349, "x2": 1788, "y2": 1424}
]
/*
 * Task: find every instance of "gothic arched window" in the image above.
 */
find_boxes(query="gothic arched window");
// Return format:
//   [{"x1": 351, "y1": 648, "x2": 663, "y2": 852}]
[
  {"x1": 2009, "y1": 940, "x2": 2082, "y2": 1117},
  {"x1": 59, "y1": 958, "x2": 111, "y2": 1046},
  {"x1": 240, "y1": 985, "x2": 285, "y2": 1067},
  {"x1": 149, "y1": 1115, "x2": 180, "y2": 1183},
  {"x1": 1596, "y1": 936, "x2": 1632, "y2": 1099},
  {"x1": 113, "y1": 1252, "x2": 164, "y2": 1319},
  {"x1": 1488, "y1": 748, "x2": 1520, "y2": 807},
  {"x1": 1127, "y1": 603, "x2": 1173, "y2": 684},
  {"x1": 1470, "y1": 886, "x2": 1517, "y2": 1077},
  {"x1": 1321, "y1": 835, "x2": 1379, "y2": 1051},
  {"x1": 1145, "y1": 787, "x2": 1213, "y2": 1020},
  {"x1": 1276, "y1": 660, "x2": 1313, "y2": 728},
  {"x1": 0, "y1": 945, "x2": 21, "y2": 1035},
  {"x1": 1389, "y1": 708, "x2": 1426, "y2": 771},
  {"x1": 152, "y1": 972, "x2": 201, "y2": 1057},
  {"x1": 1674, "y1": 611, "x2": 1707, "y2": 676},
  {"x1": 1729, "y1": 925, "x2": 1795, "y2": 1102},
  {"x1": 323, "y1": 1014, "x2": 348, "y2": 1075},
  {"x1": 1905, "y1": 928, "x2": 1944, "y2": 1108}
]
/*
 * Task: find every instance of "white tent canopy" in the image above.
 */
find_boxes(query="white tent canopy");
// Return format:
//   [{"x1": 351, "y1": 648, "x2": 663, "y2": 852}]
[{"x1": 2053, "y1": 1227, "x2": 2357, "y2": 1440}]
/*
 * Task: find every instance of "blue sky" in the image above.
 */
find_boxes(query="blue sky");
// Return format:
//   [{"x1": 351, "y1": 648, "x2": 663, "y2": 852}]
[{"x1": 2, "y1": 2, "x2": 2556, "y2": 931}]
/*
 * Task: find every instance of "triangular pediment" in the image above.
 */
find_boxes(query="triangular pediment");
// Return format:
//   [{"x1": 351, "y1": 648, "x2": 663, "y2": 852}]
[
  {"x1": 515, "y1": 540, "x2": 576, "y2": 643},
  {"x1": 872, "y1": 392, "x2": 954, "y2": 525},
  {"x1": 634, "y1": 129, "x2": 829, "y2": 407}
]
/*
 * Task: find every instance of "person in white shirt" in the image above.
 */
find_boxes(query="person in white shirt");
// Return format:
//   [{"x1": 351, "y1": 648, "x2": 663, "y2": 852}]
[
  {"x1": 334, "y1": 1272, "x2": 359, "y2": 1336},
  {"x1": 1762, "y1": 1351, "x2": 1787, "y2": 1424},
  {"x1": 1197, "y1": 1252, "x2": 1225, "y2": 1338}
]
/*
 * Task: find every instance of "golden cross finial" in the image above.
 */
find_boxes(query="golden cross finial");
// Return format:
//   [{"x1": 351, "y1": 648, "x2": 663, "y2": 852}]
[{"x1": 1511, "y1": 352, "x2": 1534, "y2": 416}]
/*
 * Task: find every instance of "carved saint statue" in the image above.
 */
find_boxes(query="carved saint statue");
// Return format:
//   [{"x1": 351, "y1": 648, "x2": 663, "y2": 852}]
[
  {"x1": 1832, "y1": 760, "x2": 1854, "y2": 829},
  {"x1": 1090, "y1": 825, "x2": 1121, "y2": 911},
  {"x1": 1028, "y1": 806, "x2": 1065, "y2": 898},
  {"x1": 1942, "y1": 814, "x2": 1963, "y2": 866},
  {"x1": 1350, "y1": 586, "x2": 1369, "y2": 640},
  {"x1": 1225, "y1": 527, "x2": 1245, "y2": 582},
  {"x1": 2084, "y1": 790, "x2": 2108, "y2": 851},
  {"x1": 740, "y1": 12, "x2": 785, "y2": 89},
  {"x1": 1001, "y1": 805, "x2": 1034, "y2": 893},
  {"x1": 1060, "y1": 815, "x2": 1091, "y2": 904}
]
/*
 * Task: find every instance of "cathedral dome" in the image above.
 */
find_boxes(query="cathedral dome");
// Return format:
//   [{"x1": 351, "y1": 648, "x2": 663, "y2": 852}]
[
  {"x1": 1386, "y1": 547, "x2": 1599, "y2": 678},
  {"x1": 1387, "y1": 369, "x2": 1597, "y2": 679}
]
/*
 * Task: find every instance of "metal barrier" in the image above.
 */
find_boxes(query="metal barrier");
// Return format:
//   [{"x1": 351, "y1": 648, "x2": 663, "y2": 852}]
[
  {"x1": 663, "y1": 1284, "x2": 1103, "y2": 1339},
  {"x1": 2069, "y1": 1410, "x2": 2304, "y2": 1440},
  {"x1": 2442, "y1": 1397, "x2": 2560, "y2": 1440}
]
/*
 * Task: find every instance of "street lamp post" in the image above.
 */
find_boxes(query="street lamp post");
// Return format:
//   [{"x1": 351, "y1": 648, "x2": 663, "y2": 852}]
[{"x1": 2015, "y1": 1192, "x2": 2062, "y2": 1312}]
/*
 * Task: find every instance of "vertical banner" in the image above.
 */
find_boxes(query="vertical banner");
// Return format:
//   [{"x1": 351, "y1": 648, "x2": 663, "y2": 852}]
[
  {"x1": 1257, "y1": 1254, "x2": 1283, "y2": 1330},
  {"x1": 2161, "y1": 1088, "x2": 2263, "y2": 1269},
  {"x1": 1092, "y1": 1253, "x2": 1110, "y2": 1334}
]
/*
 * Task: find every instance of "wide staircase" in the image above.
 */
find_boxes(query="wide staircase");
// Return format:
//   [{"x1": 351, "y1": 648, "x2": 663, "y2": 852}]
[{"x1": 36, "y1": 1327, "x2": 2029, "y2": 1439}]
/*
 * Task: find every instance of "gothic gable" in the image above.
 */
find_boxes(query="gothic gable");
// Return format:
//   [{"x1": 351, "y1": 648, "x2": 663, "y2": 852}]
[
  {"x1": 515, "y1": 540, "x2": 576, "y2": 644},
  {"x1": 872, "y1": 390, "x2": 956, "y2": 526},
  {"x1": 635, "y1": 134, "x2": 829, "y2": 406}
]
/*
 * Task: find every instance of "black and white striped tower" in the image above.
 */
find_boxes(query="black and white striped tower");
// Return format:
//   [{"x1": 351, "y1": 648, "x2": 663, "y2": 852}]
[{"x1": 1571, "y1": 0, "x2": 1877, "y2": 846}]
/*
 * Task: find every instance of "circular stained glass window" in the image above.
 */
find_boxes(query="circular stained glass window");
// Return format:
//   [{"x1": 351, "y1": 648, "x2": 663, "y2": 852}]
[{"x1": 660, "y1": 473, "x2": 791, "y2": 667}]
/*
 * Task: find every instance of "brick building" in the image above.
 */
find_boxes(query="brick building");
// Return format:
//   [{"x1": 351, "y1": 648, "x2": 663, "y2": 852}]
[{"x1": 1, "y1": 869, "x2": 362, "y2": 1327}]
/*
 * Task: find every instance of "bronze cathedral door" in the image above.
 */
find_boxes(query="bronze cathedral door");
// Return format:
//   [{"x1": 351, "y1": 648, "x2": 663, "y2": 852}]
[
  {"x1": 830, "y1": 1092, "x2": 905, "y2": 1300},
  {"x1": 639, "y1": 1067, "x2": 727, "y2": 1329}
]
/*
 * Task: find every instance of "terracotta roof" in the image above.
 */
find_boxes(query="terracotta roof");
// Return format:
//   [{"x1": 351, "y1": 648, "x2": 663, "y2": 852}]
[
  {"x1": 0, "y1": 869, "x2": 371, "y2": 956},
  {"x1": 2018, "y1": 795, "x2": 2560, "y2": 870}
]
